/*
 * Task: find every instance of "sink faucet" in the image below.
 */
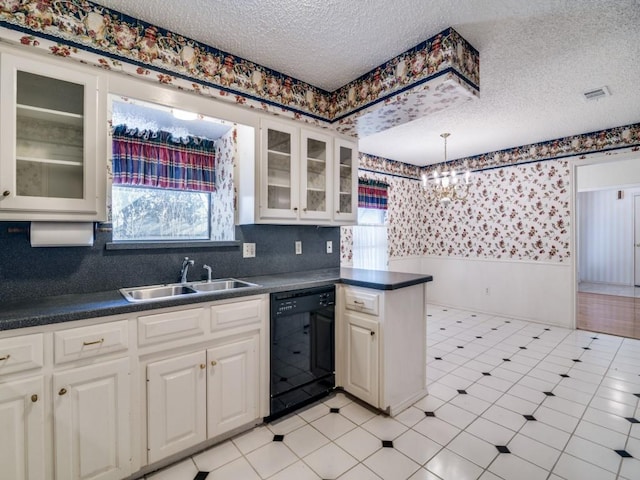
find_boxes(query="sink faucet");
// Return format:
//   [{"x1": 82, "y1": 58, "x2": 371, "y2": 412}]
[
  {"x1": 180, "y1": 257, "x2": 194, "y2": 283},
  {"x1": 203, "y1": 264, "x2": 212, "y2": 282}
]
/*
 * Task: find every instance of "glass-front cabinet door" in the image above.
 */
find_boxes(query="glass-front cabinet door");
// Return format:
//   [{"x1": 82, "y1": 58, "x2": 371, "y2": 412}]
[
  {"x1": 334, "y1": 138, "x2": 358, "y2": 222},
  {"x1": 0, "y1": 53, "x2": 104, "y2": 220},
  {"x1": 300, "y1": 130, "x2": 332, "y2": 221},
  {"x1": 260, "y1": 120, "x2": 299, "y2": 220}
]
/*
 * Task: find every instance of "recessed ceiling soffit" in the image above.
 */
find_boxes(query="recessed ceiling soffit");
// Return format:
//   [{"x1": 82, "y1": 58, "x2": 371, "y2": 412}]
[{"x1": 0, "y1": 1, "x2": 479, "y2": 136}]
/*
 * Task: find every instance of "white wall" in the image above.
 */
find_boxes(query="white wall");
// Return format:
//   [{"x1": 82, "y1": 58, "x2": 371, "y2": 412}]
[
  {"x1": 577, "y1": 187, "x2": 640, "y2": 285},
  {"x1": 577, "y1": 156, "x2": 640, "y2": 191},
  {"x1": 390, "y1": 256, "x2": 574, "y2": 328}
]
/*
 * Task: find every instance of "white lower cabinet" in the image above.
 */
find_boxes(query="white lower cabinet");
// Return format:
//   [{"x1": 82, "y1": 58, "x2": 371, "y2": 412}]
[
  {"x1": 0, "y1": 376, "x2": 45, "y2": 480},
  {"x1": 146, "y1": 333, "x2": 260, "y2": 463},
  {"x1": 337, "y1": 284, "x2": 427, "y2": 415},
  {"x1": 146, "y1": 351, "x2": 206, "y2": 463},
  {"x1": 53, "y1": 358, "x2": 131, "y2": 480},
  {"x1": 0, "y1": 295, "x2": 267, "y2": 479},
  {"x1": 344, "y1": 311, "x2": 379, "y2": 407},
  {"x1": 207, "y1": 334, "x2": 258, "y2": 436}
]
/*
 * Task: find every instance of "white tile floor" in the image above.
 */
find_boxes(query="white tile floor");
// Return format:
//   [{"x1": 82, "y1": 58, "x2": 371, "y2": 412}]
[{"x1": 144, "y1": 305, "x2": 640, "y2": 480}]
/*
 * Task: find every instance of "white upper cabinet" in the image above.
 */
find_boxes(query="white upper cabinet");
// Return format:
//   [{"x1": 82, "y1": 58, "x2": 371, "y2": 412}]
[
  {"x1": 0, "y1": 51, "x2": 106, "y2": 221},
  {"x1": 300, "y1": 130, "x2": 333, "y2": 221},
  {"x1": 253, "y1": 118, "x2": 357, "y2": 225},
  {"x1": 333, "y1": 138, "x2": 358, "y2": 223},
  {"x1": 260, "y1": 120, "x2": 300, "y2": 220}
]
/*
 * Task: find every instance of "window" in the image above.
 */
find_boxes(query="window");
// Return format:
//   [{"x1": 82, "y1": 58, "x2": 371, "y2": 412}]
[
  {"x1": 109, "y1": 96, "x2": 236, "y2": 242},
  {"x1": 112, "y1": 186, "x2": 210, "y2": 241},
  {"x1": 353, "y1": 179, "x2": 389, "y2": 270}
]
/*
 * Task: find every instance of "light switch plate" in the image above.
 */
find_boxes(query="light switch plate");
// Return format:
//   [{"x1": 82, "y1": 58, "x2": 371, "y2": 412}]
[
  {"x1": 295, "y1": 241, "x2": 302, "y2": 255},
  {"x1": 326, "y1": 240, "x2": 333, "y2": 253}
]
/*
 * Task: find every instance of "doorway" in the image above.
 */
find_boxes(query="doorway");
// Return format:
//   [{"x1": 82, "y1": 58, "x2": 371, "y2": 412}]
[
  {"x1": 575, "y1": 156, "x2": 640, "y2": 338},
  {"x1": 635, "y1": 195, "x2": 640, "y2": 287}
]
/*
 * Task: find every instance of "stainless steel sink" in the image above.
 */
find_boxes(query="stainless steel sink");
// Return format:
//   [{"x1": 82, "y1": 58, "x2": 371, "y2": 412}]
[
  {"x1": 120, "y1": 279, "x2": 259, "y2": 303},
  {"x1": 120, "y1": 284, "x2": 198, "y2": 302},
  {"x1": 189, "y1": 278, "x2": 258, "y2": 292}
]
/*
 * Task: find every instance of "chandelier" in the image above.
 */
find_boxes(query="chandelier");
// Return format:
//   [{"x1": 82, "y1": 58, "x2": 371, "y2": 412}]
[{"x1": 422, "y1": 133, "x2": 471, "y2": 205}]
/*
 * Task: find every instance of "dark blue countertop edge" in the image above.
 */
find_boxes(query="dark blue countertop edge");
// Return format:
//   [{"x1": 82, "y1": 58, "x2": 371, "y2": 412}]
[{"x1": 0, "y1": 268, "x2": 433, "y2": 331}]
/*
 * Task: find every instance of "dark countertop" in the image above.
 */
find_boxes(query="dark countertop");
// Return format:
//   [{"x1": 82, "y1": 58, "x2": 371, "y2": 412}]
[
  {"x1": 0, "y1": 267, "x2": 432, "y2": 331},
  {"x1": 340, "y1": 268, "x2": 433, "y2": 291}
]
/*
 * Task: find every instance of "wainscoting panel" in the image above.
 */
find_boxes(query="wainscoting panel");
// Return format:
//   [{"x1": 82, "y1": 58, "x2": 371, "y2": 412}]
[{"x1": 390, "y1": 256, "x2": 574, "y2": 328}]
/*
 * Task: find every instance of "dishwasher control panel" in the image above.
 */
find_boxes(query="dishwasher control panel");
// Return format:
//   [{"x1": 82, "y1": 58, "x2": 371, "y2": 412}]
[{"x1": 271, "y1": 286, "x2": 335, "y2": 316}]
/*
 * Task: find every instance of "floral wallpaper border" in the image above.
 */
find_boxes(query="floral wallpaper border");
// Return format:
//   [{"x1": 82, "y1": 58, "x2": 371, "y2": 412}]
[
  {"x1": 359, "y1": 153, "x2": 423, "y2": 179},
  {"x1": 421, "y1": 123, "x2": 640, "y2": 176},
  {"x1": 332, "y1": 27, "x2": 479, "y2": 121},
  {"x1": 0, "y1": 0, "x2": 479, "y2": 134}
]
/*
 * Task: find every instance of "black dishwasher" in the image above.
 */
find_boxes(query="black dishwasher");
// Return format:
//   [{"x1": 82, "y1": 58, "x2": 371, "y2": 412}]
[{"x1": 268, "y1": 285, "x2": 335, "y2": 421}]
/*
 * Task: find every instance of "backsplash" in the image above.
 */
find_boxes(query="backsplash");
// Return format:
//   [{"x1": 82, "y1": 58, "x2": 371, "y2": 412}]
[{"x1": 0, "y1": 224, "x2": 339, "y2": 304}]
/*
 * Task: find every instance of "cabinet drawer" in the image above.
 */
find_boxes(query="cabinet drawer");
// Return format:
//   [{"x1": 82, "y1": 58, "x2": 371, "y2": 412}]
[
  {"x1": 0, "y1": 333, "x2": 43, "y2": 375},
  {"x1": 138, "y1": 307, "x2": 207, "y2": 346},
  {"x1": 344, "y1": 289, "x2": 380, "y2": 316},
  {"x1": 54, "y1": 320, "x2": 128, "y2": 364},
  {"x1": 210, "y1": 298, "x2": 262, "y2": 332}
]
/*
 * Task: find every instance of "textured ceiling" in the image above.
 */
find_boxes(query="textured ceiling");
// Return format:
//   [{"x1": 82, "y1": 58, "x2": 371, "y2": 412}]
[{"x1": 94, "y1": 0, "x2": 640, "y2": 165}]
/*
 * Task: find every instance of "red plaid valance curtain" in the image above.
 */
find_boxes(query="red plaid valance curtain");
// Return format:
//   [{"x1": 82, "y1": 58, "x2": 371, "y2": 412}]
[
  {"x1": 358, "y1": 179, "x2": 388, "y2": 210},
  {"x1": 112, "y1": 125, "x2": 216, "y2": 192}
]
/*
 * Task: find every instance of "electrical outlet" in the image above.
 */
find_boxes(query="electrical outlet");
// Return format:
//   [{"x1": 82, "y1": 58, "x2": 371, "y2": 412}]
[
  {"x1": 243, "y1": 243, "x2": 256, "y2": 258},
  {"x1": 295, "y1": 241, "x2": 302, "y2": 255},
  {"x1": 326, "y1": 240, "x2": 333, "y2": 254}
]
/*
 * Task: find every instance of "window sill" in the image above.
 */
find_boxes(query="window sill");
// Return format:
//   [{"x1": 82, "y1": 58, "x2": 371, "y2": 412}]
[{"x1": 105, "y1": 240, "x2": 240, "y2": 251}]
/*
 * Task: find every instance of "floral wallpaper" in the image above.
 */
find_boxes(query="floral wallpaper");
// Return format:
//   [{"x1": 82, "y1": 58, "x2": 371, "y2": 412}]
[
  {"x1": 0, "y1": 1, "x2": 479, "y2": 137},
  {"x1": 336, "y1": 73, "x2": 477, "y2": 138},
  {"x1": 210, "y1": 128, "x2": 236, "y2": 241},
  {"x1": 342, "y1": 122, "x2": 640, "y2": 267},
  {"x1": 423, "y1": 160, "x2": 571, "y2": 262},
  {"x1": 340, "y1": 160, "x2": 427, "y2": 265},
  {"x1": 340, "y1": 225, "x2": 353, "y2": 265}
]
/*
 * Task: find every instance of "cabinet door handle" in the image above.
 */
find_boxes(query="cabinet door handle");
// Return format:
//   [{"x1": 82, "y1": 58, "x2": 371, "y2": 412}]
[
  {"x1": 293, "y1": 207, "x2": 298, "y2": 211},
  {"x1": 83, "y1": 338, "x2": 104, "y2": 346},
  {"x1": 303, "y1": 207, "x2": 307, "y2": 212},
  {"x1": 58, "y1": 388, "x2": 67, "y2": 396},
  {"x1": 0, "y1": 354, "x2": 10, "y2": 361},
  {"x1": 31, "y1": 394, "x2": 38, "y2": 403},
  {"x1": 200, "y1": 363, "x2": 206, "y2": 369},
  {"x1": 211, "y1": 360, "x2": 217, "y2": 367},
  {"x1": 336, "y1": 210, "x2": 340, "y2": 214},
  {"x1": 2, "y1": 190, "x2": 9, "y2": 197},
  {"x1": 370, "y1": 331, "x2": 376, "y2": 337},
  {"x1": 353, "y1": 300, "x2": 365, "y2": 305}
]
